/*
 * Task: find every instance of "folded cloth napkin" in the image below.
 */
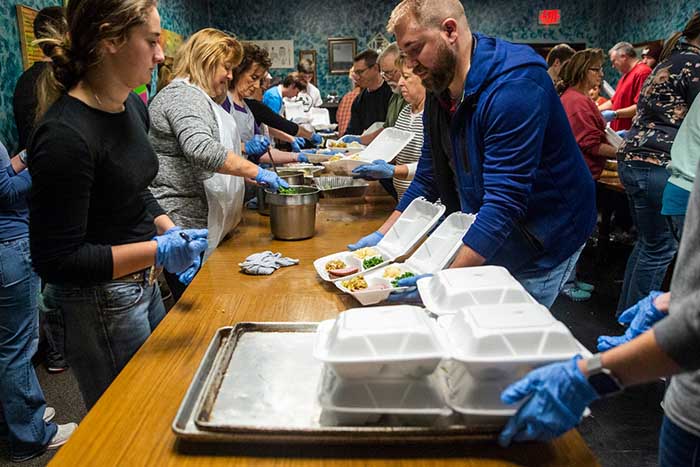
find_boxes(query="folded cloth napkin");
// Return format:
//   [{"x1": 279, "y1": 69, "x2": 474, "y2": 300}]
[{"x1": 239, "y1": 251, "x2": 300, "y2": 275}]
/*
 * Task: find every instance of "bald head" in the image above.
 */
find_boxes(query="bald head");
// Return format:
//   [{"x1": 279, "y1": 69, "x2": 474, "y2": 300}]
[{"x1": 387, "y1": 0, "x2": 468, "y2": 33}]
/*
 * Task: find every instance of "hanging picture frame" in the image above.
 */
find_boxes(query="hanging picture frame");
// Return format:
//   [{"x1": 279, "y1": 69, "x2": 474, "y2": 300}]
[
  {"x1": 328, "y1": 37, "x2": 357, "y2": 75},
  {"x1": 298, "y1": 49, "x2": 317, "y2": 85}
]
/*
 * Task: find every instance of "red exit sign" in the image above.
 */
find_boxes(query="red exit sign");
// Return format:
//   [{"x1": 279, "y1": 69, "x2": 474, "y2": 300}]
[{"x1": 539, "y1": 9, "x2": 561, "y2": 25}]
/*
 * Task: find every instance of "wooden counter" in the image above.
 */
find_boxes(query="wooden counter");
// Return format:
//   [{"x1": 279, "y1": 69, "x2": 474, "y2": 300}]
[{"x1": 49, "y1": 199, "x2": 599, "y2": 467}]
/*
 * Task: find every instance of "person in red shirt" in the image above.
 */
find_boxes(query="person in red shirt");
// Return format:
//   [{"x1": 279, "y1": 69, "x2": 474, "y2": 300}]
[
  {"x1": 558, "y1": 49, "x2": 618, "y2": 179},
  {"x1": 598, "y1": 42, "x2": 652, "y2": 132},
  {"x1": 337, "y1": 69, "x2": 361, "y2": 136}
]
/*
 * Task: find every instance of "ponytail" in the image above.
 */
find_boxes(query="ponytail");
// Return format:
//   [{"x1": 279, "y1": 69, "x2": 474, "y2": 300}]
[{"x1": 660, "y1": 12, "x2": 700, "y2": 62}]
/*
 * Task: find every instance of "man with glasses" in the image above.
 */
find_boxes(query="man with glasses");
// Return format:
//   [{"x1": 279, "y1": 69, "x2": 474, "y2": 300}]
[{"x1": 344, "y1": 49, "x2": 393, "y2": 137}]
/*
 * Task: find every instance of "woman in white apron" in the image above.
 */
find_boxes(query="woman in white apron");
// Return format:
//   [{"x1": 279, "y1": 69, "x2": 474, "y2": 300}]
[{"x1": 149, "y1": 28, "x2": 287, "y2": 301}]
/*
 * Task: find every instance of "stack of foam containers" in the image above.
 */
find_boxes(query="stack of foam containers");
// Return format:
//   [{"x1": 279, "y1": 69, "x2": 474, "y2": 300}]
[
  {"x1": 418, "y1": 266, "x2": 591, "y2": 426},
  {"x1": 313, "y1": 306, "x2": 451, "y2": 425}
]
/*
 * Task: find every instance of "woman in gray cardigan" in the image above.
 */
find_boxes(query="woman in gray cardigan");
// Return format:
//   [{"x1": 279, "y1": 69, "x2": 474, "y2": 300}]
[{"x1": 149, "y1": 29, "x2": 285, "y2": 300}]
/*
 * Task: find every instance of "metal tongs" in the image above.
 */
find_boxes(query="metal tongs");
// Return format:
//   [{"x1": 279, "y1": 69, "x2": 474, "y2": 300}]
[{"x1": 266, "y1": 147, "x2": 279, "y2": 175}]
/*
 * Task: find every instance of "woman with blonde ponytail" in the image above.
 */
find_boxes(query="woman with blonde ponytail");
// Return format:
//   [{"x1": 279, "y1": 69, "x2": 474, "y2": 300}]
[{"x1": 28, "y1": 0, "x2": 209, "y2": 410}]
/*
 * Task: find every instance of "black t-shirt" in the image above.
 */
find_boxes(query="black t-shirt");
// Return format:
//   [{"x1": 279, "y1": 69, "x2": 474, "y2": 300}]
[
  {"x1": 13, "y1": 61, "x2": 49, "y2": 150},
  {"x1": 28, "y1": 92, "x2": 165, "y2": 285},
  {"x1": 345, "y1": 81, "x2": 393, "y2": 135}
]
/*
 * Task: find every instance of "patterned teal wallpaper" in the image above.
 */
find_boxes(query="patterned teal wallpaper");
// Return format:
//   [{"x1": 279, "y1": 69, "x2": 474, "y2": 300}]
[
  {"x1": 212, "y1": 0, "x2": 607, "y2": 99},
  {"x1": 0, "y1": 0, "x2": 208, "y2": 153}
]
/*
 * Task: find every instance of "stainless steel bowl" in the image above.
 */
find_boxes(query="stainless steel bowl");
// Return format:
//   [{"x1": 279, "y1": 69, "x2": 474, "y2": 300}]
[{"x1": 265, "y1": 186, "x2": 320, "y2": 240}]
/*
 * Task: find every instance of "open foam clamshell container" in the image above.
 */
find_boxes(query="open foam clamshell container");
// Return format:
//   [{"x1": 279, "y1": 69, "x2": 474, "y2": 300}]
[
  {"x1": 313, "y1": 306, "x2": 448, "y2": 380},
  {"x1": 317, "y1": 366, "x2": 451, "y2": 426},
  {"x1": 313, "y1": 197, "x2": 446, "y2": 282},
  {"x1": 436, "y1": 303, "x2": 591, "y2": 423},
  {"x1": 336, "y1": 212, "x2": 476, "y2": 305},
  {"x1": 322, "y1": 128, "x2": 414, "y2": 176},
  {"x1": 417, "y1": 266, "x2": 536, "y2": 316}
]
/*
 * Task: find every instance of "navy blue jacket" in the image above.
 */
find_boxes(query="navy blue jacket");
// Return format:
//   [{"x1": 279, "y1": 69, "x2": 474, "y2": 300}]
[
  {"x1": 397, "y1": 34, "x2": 596, "y2": 274},
  {"x1": 0, "y1": 142, "x2": 31, "y2": 242}
]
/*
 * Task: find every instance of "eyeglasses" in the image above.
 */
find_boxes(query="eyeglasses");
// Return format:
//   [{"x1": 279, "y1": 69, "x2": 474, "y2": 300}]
[
  {"x1": 380, "y1": 69, "x2": 399, "y2": 80},
  {"x1": 352, "y1": 65, "x2": 375, "y2": 76}
]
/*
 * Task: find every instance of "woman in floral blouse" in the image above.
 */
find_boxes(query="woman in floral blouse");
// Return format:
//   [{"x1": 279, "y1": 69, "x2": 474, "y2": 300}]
[{"x1": 616, "y1": 12, "x2": 700, "y2": 316}]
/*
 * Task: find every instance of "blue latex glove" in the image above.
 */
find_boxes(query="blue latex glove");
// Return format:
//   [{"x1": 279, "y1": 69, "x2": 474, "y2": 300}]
[
  {"x1": 351, "y1": 160, "x2": 395, "y2": 180},
  {"x1": 255, "y1": 166, "x2": 289, "y2": 191},
  {"x1": 387, "y1": 273, "x2": 433, "y2": 302},
  {"x1": 499, "y1": 355, "x2": 599, "y2": 447},
  {"x1": 339, "y1": 135, "x2": 361, "y2": 144},
  {"x1": 601, "y1": 110, "x2": 617, "y2": 122},
  {"x1": 297, "y1": 153, "x2": 309, "y2": 163},
  {"x1": 597, "y1": 291, "x2": 665, "y2": 351},
  {"x1": 244, "y1": 135, "x2": 270, "y2": 157},
  {"x1": 347, "y1": 231, "x2": 384, "y2": 251},
  {"x1": 616, "y1": 129, "x2": 628, "y2": 138},
  {"x1": 310, "y1": 133, "x2": 323, "y2": 146},
  {"x1": 154, "y1": 228, "x2": 209, "y2": 274},
  {"x1": 178, "y1": 255, "x2": 201, "y2": 285}
]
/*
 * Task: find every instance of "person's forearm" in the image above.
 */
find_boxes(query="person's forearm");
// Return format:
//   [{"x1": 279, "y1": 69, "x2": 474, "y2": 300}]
[
  {"x1": 394, "y1": 164, "x2": 409, "y2": 180},
  {"x1": 377, "y1": 210, "x2": 402, "y2": 235},
  {"x1": 111, "y1": 241, "x2": 158, "y2": 279},
  {"x1": 597, "y1": 143, "x2": 618, "y2": 158},
  {"x1": 578, "y1": 330, "x2": 682, "y2": 387},
  {"x1": 360, "y1": 128, "x2": 383, "y2": 146},
  {"x1": 258, "y1": 149, "x2": 300, "y2": 164},
  {"x1": 598, "y1": 100, "x2": 613, "y2": 111},
  {"x1": 615, "y1": 104, "x2": 637, "y2": 119},
  {"x1": 154, "y1": 214, "x2": 175, "y2": 235},
  {"x1": 449, "y1": 244, "x2": 487, "y2": 268},
  {"x1": 218, "y1": 150, "x2": 260, "y2": 179},
  {"x1": 269, "y1": 127, "x2": 295, "y2": 143},
  {"x1": 295, "y1": 126, "x2": 313, "y2": 139}
]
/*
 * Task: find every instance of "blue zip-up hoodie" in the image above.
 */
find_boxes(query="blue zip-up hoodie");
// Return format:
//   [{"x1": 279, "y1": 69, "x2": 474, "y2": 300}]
[{"x1": 397, "y1": 34, "x2": 596, "y2": 274}]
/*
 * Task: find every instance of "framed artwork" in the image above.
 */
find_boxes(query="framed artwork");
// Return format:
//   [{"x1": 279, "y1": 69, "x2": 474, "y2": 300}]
[
  {"x1": 298, "y1": 49, "x2": 317, "y2": 84},
  {"x1": 328, "y1": 37, "x2": 357, "y2": 75},
  {"x1": 247, "y1": 40, "x2": 295, "y2": 69},
  {"x1": 16, "y1": 5, "x2": 44, "y2": 70}
]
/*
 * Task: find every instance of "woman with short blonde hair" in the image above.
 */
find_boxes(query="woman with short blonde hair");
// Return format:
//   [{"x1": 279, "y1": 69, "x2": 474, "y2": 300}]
[{"x1": 149, "y1": 28, "x2": 286, "y2": 301}]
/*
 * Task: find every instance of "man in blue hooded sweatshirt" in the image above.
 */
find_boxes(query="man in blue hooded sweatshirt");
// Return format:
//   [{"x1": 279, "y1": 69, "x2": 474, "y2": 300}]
[{"x1": 348, "y1": 0, "x2": 596, "y2": 307}]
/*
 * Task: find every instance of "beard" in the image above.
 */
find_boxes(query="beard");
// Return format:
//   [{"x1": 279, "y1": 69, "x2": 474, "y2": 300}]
[{"x1": 414, "y1": 41, "x2": 457, "y2": 94}]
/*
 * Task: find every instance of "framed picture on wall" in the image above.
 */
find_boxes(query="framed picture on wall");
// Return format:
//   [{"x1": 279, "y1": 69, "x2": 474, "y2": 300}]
[
  {"x1": 328, "y1": 37, "x2": 357, "y2": 75},
  {"x1": 298, "y1": 49, "x2": 317, "y2": 85}
]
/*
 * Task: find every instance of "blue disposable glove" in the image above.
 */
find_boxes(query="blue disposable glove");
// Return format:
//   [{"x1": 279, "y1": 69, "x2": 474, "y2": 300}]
[
  {"x1": 616, "y1": 129, "x2": 628, "y2": 138},
  {"x1": 499, "y1": 355, "x2": 599, "y2": 447},
  {"x1": 339, "y1": 135, "x2": 361, "y2": 144},
  {"x1": 255, "y1": 166, "x2": 289, "y2": 191},
  {"x1": 178, "y1": 255, "x2": 201, "y2": 285},
  {"x1": 601, "y1": 110, "x2": 617, "y2": 122},
  {"x1": 154, "y1": 228, "x2": 209, "y2": 274},
  {"x1": 244, "y1": 135, "x2": 270, "y2": 157},
  {"x1": 352, "y1": 160, "x2": 396, "y2": 180},
  {"x1": 310, "y1": 133, "x2": 323, "y2": 146},
  {"x1": 291, "y1": 136, "x2": 306, "y2": 153},
  {"x1": 597, "y1": 291, "x2": 665, "y2": 351},
  {"x1": 297, "y1": 153, "x2": 309, "y2": 163},
  {"x1": 387, "y1": 273, "x2": 433, "y2": 302},
  {"x1": 347, "y1": 231, "x2": 384, "y2": 251}
]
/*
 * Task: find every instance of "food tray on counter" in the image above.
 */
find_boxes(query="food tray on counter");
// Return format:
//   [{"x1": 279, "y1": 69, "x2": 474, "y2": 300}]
[{"x1": 172, "y1": 322, "x2": 499, "y2": 444}]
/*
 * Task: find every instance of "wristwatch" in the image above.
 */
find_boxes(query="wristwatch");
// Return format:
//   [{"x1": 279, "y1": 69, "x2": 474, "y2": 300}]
[
  {"x1": 585, "y1": 353, "x2": 624, "y2": 397},
  {"x1": 612, "y1": 110, "x2": 619, "y2": 120},
  {"x1": 18, "y1": 150, "x2": 27, "y2": 165}
]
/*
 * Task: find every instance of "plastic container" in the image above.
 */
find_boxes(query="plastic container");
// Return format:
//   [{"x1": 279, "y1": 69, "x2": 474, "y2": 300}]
[
  {"x1": 337, "y1": 212, "x2": 476, "y2": 305},
  {"x1": 437, "y1": 304, "x2": 590, "y2": 413},
  {"x1": 313, "y1": 305, "x2": 447, "y2": 379},
  {"x1": 323, "y1": 128, "x2": 414, "y2": 175},
  {"x1": 313, "y1": 197, "x2": 445, "y2": 282},
  {"x1": 417, "y1": 266, "x2": 536, "y2": 315},
  {"x1": 325, "y1": 139, "x2": 365, "y2": 154},
  {"x1": 317, "y1": 366, "x2": 451, "y2": 425}
]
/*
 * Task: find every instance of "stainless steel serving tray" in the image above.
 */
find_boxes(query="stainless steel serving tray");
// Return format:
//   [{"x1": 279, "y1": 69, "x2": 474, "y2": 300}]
[{"x1": 172, "y1": 322, "x2": 499, "y2": 444}]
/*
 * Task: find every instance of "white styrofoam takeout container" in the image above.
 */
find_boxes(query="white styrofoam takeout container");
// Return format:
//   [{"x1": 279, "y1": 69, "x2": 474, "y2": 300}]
[
  {"x1": 336, "y1": 212, "x2": 476, "y2": 305},
  {"x1": 417, "y1": 266, "x2": 536, "y2": 316},
  {"x1": 317, "y1": 366, "x2": 451, "y2": 425},
  {"x1": 323, "y1": 127, "x2": 414, "y2": 175},
  {"x1": 437, "y1": 303, "x2": 591, "y2": 417},
  {"x1": 313, "y1": 198, "x2": 446, "y2": 282},
  {"x1": 313, "y1": 305, "x2": 448, "y2": 380},
  {"x1": 325, "y1": 139, "x2": 365, "y2": 154}
]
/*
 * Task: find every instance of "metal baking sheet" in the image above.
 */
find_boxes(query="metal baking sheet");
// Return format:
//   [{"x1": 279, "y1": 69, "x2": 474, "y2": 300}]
[{"x1": 172, "y1": 322, "x2": 499, "y2": 444}]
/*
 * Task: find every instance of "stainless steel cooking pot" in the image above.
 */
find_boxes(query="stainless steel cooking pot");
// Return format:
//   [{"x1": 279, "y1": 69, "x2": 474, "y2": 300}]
[{"x1": 265, "y1": 186, "x2": 320, "y2": 240}]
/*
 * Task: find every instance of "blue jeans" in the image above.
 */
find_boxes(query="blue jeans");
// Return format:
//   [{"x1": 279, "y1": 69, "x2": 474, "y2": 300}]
[
  {"x1": 659, "y1": 416, "x2": 700, "y2": 467},
  {"x1": 617, "y1": 161, "x2": 678, "y2": 315},
  {"x1": 515, "y1": 244, "x2": 584, "y2": 308},
  {"x1": 0, "y1": 237, "x2": 57, "y2": 459},
  {"x1": 666, "y1": 214, "x2": 685, "y2": 243},
  {"x1": 43, "y1": 279, "x2": 166, "y2": 410}
]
